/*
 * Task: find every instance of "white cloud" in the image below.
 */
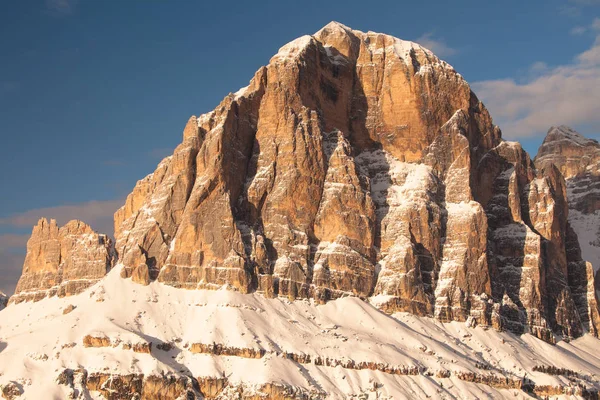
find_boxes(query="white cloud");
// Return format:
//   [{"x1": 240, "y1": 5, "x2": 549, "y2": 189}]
[
  {"x1": 472, "y1": 35, "x2": 600, "y2": 139},
  {"x1": 415, "y1": 33, "x2": 457, "y2": 58},
  {"x1": 571, "y1": 18, "x2": 600, "y2": 35},
  {"x1": 561, "y1": 0, "x2": 600, "y2": 16},
  {"x1": 0, "y1": 199, "x2": 123, "y2": 236},
  {"x1": 529, "y1": 61, "x2": 549, "y2": 73}
]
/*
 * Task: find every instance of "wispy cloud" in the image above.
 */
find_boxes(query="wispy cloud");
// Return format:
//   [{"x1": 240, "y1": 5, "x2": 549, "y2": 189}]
[
  {"x1": 0, "y1": 199, "x2": 123, "y2": 236},
  {"x1": 561, "y1": 0, "x2": 600, "y2": 16},
  {"x1": 415, "y1": 32, "x2": 458, "y2": 58},
  {"x1": 529, "y1": 61, "x2": 549, "y2": 74},
  {"x1": 0, "y1": 251, "x2": 26, "y2": 296},
  {"x1": 0, "y1": 234, "x2": 29, "y2": 295},
  {"x1": 570, "y1": 18, "x2": 600, "y2": 35},
  {"x1": 472, "y1": 32, "x2": 600, "y2": 139},
  {"x1": 0, "y1": 234, "x2": 30, "y2": 251},
  {"x1": 45, "y1": 0, "x2": 78, "y2": 16}
]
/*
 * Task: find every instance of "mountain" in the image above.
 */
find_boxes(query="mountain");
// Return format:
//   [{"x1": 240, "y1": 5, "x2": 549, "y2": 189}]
[
  {"x1": 1, "y1": 22, "x2": 600, "y2": 399},
  {"x1": 535, "y1": 125, "x2": 600, "y2": 276}
]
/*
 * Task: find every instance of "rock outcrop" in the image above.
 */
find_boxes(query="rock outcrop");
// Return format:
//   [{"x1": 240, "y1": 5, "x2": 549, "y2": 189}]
[
  {"x1": 9, "y1": 218, "x2": 114, "y2": 304},
  {"x1": 0, "y1": 292, "x2": 7, "y2": 311},
  {"x1": 534, "y1": 125, "x2": 600, "y2": 336},
  {"x1": 105, "y1": 22, "x2": 598, "y2": 341}
]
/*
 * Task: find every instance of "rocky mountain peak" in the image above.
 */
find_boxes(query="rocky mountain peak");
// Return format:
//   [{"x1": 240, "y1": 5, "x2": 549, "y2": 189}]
[
  {"x1": 546, "y1": 125, "x2": 598, "y2": 146},
  {"x1": 535, "y1": 125, "x2": 600, "y2": 179},
  {"x1": 8, "y1": 23, "x2": 600, "y2": 344}
]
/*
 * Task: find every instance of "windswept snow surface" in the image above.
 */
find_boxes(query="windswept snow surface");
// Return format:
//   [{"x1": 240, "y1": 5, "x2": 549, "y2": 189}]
[{"x1": 0, "y1": 266, "x2": 599, "y2": 399}]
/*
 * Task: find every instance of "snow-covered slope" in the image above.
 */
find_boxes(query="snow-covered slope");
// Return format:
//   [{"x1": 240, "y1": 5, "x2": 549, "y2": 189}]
[{"x1": 0, "y1": 266, "x2": 599, "y2": 399}]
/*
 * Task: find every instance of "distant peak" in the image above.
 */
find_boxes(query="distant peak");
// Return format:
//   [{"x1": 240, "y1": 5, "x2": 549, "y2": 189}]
[
  {"x1": 544, "y1": 125, "x2": 598, "y2": 147},
  {"x1": 548, "y1": 125, "x2": 583, "y2": 137}
]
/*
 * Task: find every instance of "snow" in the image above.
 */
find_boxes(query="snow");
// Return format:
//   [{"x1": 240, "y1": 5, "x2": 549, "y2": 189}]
[
  {"x1": 356, "y1": 148, "x2": 436, "y2": 211},
  {"x1": 317, "y1": 21, "x2": 353, "y2": 35},
  {"x1": 0, "y1": 265, "x2": 599, "y2": 398},
  {"x1": 445, "y1": 201, "x2": 481, "y2": 221},
  {"x1": 323, "y1": 46, "x2": 348, "y2": 66},
  {"x1": 392, "y1": 39, "x2": 429, "y2": 64},
  {"x1": 196, "y1": 110, "x2": 215, "y2": 128},
  {"x1": 233, "y1": 85, "x2": 249, "y2": 99},
  {"x1": 271, "y1": 35, "x2": 314, "y2": 61},
  {"x1": 569, "y1": 209, "x2": 600, "y2": 272}
]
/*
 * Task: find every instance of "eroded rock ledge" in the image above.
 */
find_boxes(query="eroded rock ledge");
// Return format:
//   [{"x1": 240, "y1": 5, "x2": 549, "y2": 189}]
[
  {"x1": 55, "y1": 364, "x2": 600, "y2": 400},
  {"x1": 65, "y1": 335, "x2": 600, "y2": 399}
]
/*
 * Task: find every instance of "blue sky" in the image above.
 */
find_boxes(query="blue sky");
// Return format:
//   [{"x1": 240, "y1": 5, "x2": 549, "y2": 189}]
[{"x1": 0, "y1": 0, "x2": 599, "y2": 293}]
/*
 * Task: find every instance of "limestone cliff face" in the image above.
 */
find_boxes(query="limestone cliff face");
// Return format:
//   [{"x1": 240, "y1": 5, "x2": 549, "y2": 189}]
[
  {"x1": 109, "y1": 22, "x2": 598, "y2": 341},
  {"x1": 534, "y1": 126, "x2": 600, "y2": 336},
  {"x1": 9, "y1": 218, "x2": 114, "y2": 304}
]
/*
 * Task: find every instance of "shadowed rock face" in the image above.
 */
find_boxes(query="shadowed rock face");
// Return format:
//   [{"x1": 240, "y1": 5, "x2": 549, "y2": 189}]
[
  {"x1": 10, "y1": 23, "x2": 599, "y2": 342},
  {"x1": 534, "y1": 125, "x2": 600, "y2": 337},
  {"x1": 9, "y1": 218, "x2": 114, "y2": 304}
]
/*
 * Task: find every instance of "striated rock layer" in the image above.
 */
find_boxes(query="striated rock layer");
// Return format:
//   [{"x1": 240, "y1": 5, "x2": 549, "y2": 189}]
[
  {"x1": 9, "y1": 23, "x2": 600, "y2": 342},
  {"x1": 9, "y1": 218, "x2": 114, "y2": 304},
  {"x1": 106, "y1": 22, "x2": 598, "y2": 341}
]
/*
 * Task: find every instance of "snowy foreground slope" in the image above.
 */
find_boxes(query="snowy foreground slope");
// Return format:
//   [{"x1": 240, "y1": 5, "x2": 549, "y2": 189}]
[{"x1": 1, "y1": 266, "x2": 599, "y2": 399}]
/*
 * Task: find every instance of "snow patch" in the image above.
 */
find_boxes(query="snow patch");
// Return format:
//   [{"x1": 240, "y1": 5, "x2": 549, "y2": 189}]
[
  {"x1": 569, "y1": 209, "x2": 600, "y2": 272},
  {"x1": 272, "y1": 35, "x2": 314, "y2": 61}
]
